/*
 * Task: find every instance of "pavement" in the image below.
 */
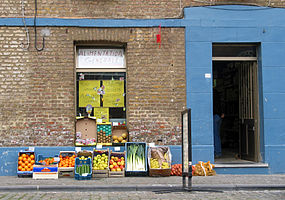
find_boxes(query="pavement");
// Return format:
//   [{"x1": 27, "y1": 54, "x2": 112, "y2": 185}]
[{"x1": 1, "y1": 174, "x2": 285, "y2": 192}]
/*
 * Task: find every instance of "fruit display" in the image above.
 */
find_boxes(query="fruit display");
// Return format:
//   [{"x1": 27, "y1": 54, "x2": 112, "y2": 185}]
[
  {"x1": 93, "y1": 150, "x2": 109, "y2": 170},
  {"x1": 18, "y1": 152, "x2": 35, "y2": 172},
  {"x1": 112, "y1": 126, "x2": 128, "y2": 144},
  {"x1": 97, "y1": 124, "x2": 112, "y2": 143},
  {"x1": 109, "y1": 155, "x2": 125, "y2": 172},
  {"x1": 148, "y1": 146, "x2": 171, "y2": 169},
  {"x1": 59, "y1": 154, "x2": 76, "y2": 168},
  {"x1": 112, "y1": 133, "x2": 127, "y2": 144},
  {"x1": 38, "y1": 157, "x2": 58, "y2": 165}
]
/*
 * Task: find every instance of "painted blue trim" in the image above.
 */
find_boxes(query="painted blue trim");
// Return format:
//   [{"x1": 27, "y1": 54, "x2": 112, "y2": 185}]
[{"x1": 0, "y1": 18, "x2": 183, "y2": 28}]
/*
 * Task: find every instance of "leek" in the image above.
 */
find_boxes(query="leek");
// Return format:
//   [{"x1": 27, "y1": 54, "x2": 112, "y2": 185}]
[{"x1": 126, "y1": 144, "x2": 145, "y2": 171}]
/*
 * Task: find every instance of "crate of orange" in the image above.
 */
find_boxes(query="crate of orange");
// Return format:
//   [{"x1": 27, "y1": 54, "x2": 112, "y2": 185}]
[
  {"x1": 17, "y1": 150, "x2": 35, "y2": 177},
  {"x1": 58, "y1": 151, "x2": 76, "y2": 177}
]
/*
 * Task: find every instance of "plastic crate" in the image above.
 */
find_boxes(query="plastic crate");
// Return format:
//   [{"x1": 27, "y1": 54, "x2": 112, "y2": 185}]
[
  {"x1": 125, "y1": 142, "x2": 148, "y2": 176},
  {"x1": 17, "y1": 150, "x2": 35, "y2": 177},
  {"x1": 36, "y1": 154, "x2": 59, "y2": 165},
  {"x1": 74, "y1": 157, "x2": 92, "y2": 180}
]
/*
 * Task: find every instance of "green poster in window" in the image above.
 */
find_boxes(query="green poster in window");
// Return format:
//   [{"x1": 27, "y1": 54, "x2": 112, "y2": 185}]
[
  {"x1": 103, "y1": 80, "x2": 124, "y2": 107},
  {"x1": 79, "y1": 80, "x2": 101, "y2": 107},
  {"x1": 94, "y1": 107, "x2": 109, "y2": 122}
]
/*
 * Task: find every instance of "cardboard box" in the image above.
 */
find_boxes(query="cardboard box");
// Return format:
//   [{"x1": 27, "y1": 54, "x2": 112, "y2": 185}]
[
  {"x1": 33, "y1": 164, "x2": 58, "y2": 179},
  {"x1": 112, "y1": 125, "x2": 128, "y2": 145},
  {"x1": 75, "y1": 117, "x2": 97, "y2": 146}
]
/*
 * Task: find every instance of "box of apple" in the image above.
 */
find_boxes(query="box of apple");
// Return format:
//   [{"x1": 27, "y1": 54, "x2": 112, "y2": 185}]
[{"x1": 109, "y1": 151, "x2": 125, "y2": 177}]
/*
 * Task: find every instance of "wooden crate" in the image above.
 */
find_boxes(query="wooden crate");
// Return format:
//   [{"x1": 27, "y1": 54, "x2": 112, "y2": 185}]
[
  {"x1": 148, "y1": 146, "x2": 172, "y2": 177},
  {"x1": 92, "y1": 149, "x2": 109, "y2": 178},
  {"x1": 58, "y1": 167, "x2": 74, "y2": 177},
  {"x1": 108, "y1": 151, "x2": 125, "y2": 178}
]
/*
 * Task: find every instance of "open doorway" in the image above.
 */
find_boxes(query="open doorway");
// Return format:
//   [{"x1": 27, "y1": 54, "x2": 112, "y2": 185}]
[{"x1": 212, "y1": 44, "x2": 260, "y2": 163}]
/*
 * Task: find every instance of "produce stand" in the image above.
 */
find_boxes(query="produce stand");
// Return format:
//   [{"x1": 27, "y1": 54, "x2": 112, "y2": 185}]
[
  {"x1": 148, "y1": 146, "x2": 172, "y2": 177},
  {"x1": 92, "y1": 149, "x2": 109, "y2": 178},
  {"x1": 58, "y1": 151, "x2": 76, "y2": 177},
  {"x1": 17, "y1": 150, "x2": 35, "y2": 178},
  {"x1": 125, "y1": 142, "x2": 148, "y2": 176},
  {"x1": 108, "y1": 150, "x2": 125, "y2": 177},
  {"x1": 74, "y1": 157, "x2": 92, "y2": 180}
]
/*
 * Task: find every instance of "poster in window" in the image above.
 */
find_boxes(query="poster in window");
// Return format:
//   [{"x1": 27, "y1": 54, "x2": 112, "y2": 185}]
[
  {"x1": 103, "y1": 93, "x2": 124, "y2": 107},
  {"x1": 79, "y1": 80, "x2": 101, "y2": 107},
  {"x1": 103, "y1": 80, "x2": 124, "y2": 107},
  {"x1": 94, "y1": 107, "x2": 109, "y2": 122}
]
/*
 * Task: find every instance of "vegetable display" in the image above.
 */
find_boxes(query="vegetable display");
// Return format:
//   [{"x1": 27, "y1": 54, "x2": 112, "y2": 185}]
[
  {"x1": 126, "y1": 144, "x2": 146, "y2": 171},
  {"x1": 76, "y1": 164, "x2": 90, "y2": 175}
]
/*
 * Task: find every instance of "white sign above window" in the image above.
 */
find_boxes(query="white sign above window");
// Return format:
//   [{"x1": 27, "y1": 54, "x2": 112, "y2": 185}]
[{"x1": 77, "y1": 48, "x2": 125, "y2": 69}]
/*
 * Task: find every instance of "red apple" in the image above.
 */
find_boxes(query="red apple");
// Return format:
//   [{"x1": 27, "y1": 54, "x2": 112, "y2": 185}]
[
  {"x1": 109, "y1": 160, "x2": 113, "y2": 165},
  {"x1": 120, "y1": 165, "x2": 124, "y2": 170},
  {"x1": 114, "y1": 165, "x2": 119, "y2": 169}
]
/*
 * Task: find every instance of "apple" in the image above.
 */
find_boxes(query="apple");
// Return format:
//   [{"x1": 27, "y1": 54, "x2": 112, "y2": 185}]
[
  {"x1": 117, "y1": 162, "x2": 121, "y2": 166},
  {"x1": 109, "y1": 165, "x2": 114, "y2": 169},
  {"x1": 117, "y1": 168, "x2": 121, "y2": 172},
  {"x1": 113, "y1": 162, "x2": 117, "y2": 166},
  {"x1": 120, "y1": 165, "x2": 124, "y2": 170},
  {"x1": 111, "y1": 168, "x2": 116, "y2": 171},
  {"x1": 114, "y1": 165, "x2": 119, "y2": 169},
  {"x1": 118, "y1": 159, "x2": 121, "y2": 163},
  {"x1": 109, "y1": 160, "x2": 113, "y2": 165}
]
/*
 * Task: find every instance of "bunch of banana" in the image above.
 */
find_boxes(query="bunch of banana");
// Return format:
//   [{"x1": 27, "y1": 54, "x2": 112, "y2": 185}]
[
  {"x1": 161, "y1": 161, "x2": 169, "y2": 169},
  {"x1": 150, "y1": 158, "x2": 160, "y2": 169}
]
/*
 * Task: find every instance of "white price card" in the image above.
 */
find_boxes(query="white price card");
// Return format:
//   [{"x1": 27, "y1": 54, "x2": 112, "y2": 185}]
[
  {"x1": 114, "y1": 147, "x2": 120, "y2": 151},
  {"x1": 82, "y1": 173, "x2": 88, "y2": 177},
  {"x1": 149, "y1": 143, "x2": 155, "y2": 147},
  {"x1": 75, "y1": 147, "x2": 81, "y2": 152},
  {"x1": 28, "y1": 147, "x2": 35, "y2": 151},
  {"x1": 96, "y1": 144, "x2": 102, "y2": 149},
  {"x1": 113, "y1": 122, "x2": 119, "y2": 126},
  {"x1": 54, "y1": 157, "x2": 60, "y2": 162}
]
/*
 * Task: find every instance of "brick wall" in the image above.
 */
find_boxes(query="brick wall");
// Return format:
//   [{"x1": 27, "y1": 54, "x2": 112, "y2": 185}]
[
  {"x1": 0, "y1": 27, "x2": 186, "y2": 146},
  {"x1": 1, "y1": 0, "x2": 284, "y2": 19}
]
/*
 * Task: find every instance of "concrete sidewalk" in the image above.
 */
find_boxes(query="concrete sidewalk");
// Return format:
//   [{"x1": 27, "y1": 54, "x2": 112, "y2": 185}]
[{"x1": 0, "y1": 175, "x2": 285, "y2": 192}]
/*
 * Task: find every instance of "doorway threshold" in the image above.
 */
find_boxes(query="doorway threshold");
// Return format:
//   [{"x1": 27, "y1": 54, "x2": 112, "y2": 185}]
[{"x1": 214, "y1": 162, "x2": 269, "y2": 168}]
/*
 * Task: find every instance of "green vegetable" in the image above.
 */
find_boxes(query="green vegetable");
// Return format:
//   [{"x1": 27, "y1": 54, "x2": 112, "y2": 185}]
[{"x1": 127, "y1": 144, "x2": 145, "y2": 171}]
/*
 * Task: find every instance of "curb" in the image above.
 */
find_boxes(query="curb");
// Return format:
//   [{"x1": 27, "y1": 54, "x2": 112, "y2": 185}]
[{"x1": 0, "y1": 184, "x2": 285, "y2": 192}]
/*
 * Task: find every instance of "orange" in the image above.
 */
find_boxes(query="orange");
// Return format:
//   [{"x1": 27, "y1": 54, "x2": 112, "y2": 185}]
[
  {"x1": 23, "y1": 157, "x2": 27, "y2": 162},
  {"x1": 28, "y1": 163, "x2": 31, "y2": 168},
  {"x1": 25, "y1": 160, "x2": 29, "y2": 165},
  {"x1": 21, "y1": 163, "x2": 25, "y2": 168},
  {"x1": 21, "y1": 168, "x2": 25, "y2": 171},
  {"x1": 24, "y1": 166, "x2": 28, "y2": 170},
  {"x1": 22, "y1": 154, "x2": 26, "y2": 158},
  {"x1": 18, "y1": 161, "x2": 23, "y2": 165},
  {"x1": 31, "y1": 160, "x2": 35, "y2": 165},
  {"x1": 30, "y1": 155, "x2": 35, "y2": 159},
  {"x1": 18, "y1": 166, "x2": 22, "y2": 171},
  {"x1": 18, "y1": 156, "x2": 23, "y2": 161},
  {"x1": 28, "y1": 158, "x2": 31, "y2": 162}
]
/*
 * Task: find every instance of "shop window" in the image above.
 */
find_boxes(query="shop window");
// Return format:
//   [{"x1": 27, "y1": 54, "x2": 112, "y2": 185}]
[{"x1": 76, "y1": 47, "x2": 126, "y2": 124}]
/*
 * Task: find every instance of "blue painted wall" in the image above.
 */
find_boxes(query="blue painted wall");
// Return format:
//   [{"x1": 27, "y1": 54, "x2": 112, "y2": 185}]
[
  {"x1": 1, "y1": 5, "x2": 285, "y2": 174},
  {"x1": 184, "y1": 5, "x2": 285, "y2": 174}
]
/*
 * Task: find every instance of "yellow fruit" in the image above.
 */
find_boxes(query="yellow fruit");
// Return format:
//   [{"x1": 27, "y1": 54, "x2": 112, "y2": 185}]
[
  {"x1": 121, "y1": 140, "x2": 127, "y2": 143},
  {"x1": 122, "y1": 133, "x2": 127, "y2": 139},
  {"x1": 112, "y1": 136, "x2": 118, "y2": 140},
  {"x1": 118, "y1": 137, "x2": 123, "y2": 142},
  {"x1": 114, "y1": 140, "x2": 119, "y2": 143}
]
